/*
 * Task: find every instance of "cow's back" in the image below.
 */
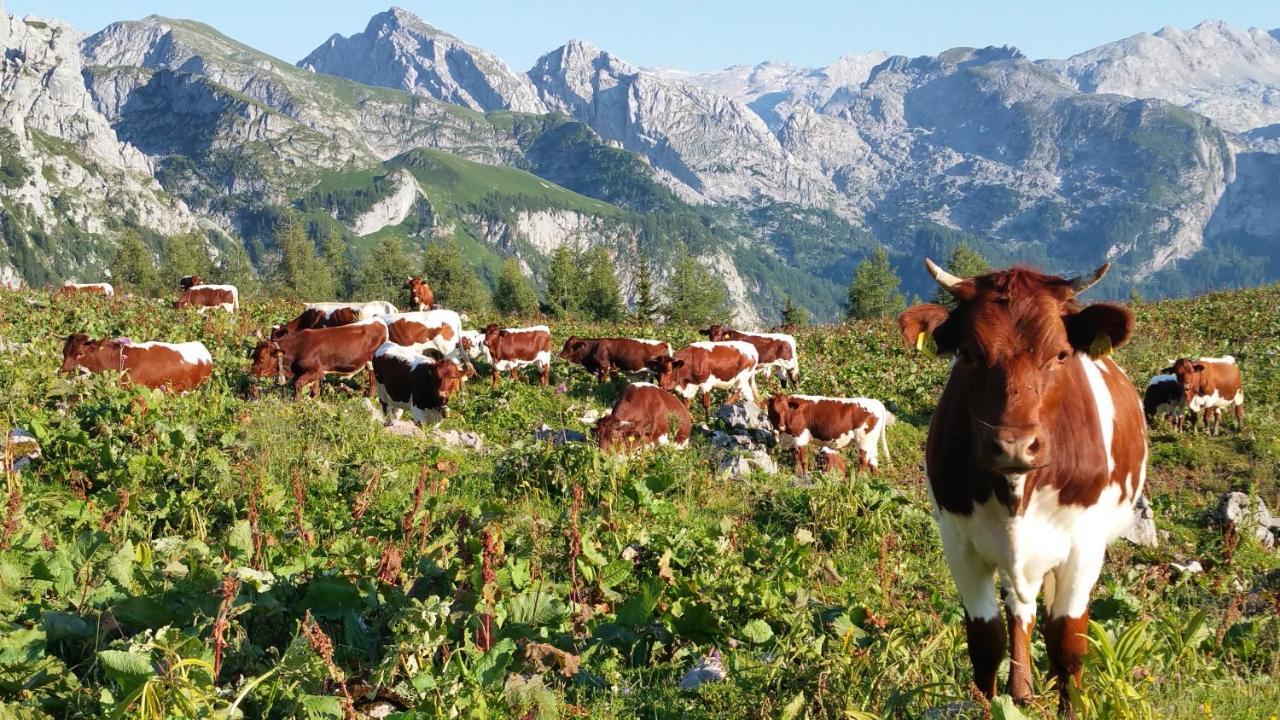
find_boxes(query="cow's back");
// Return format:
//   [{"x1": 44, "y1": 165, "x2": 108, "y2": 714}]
[{"x1": 123, "y1": 342, "x2": 213, "y2": 392}]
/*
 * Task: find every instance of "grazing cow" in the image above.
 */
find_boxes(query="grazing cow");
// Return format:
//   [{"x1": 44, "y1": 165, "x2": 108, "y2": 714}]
[
  {"x1": 377, "y1": 310, "x2": 462, "y2": 357},
  {"x1": 478, "y1": 324, "x2": 552, "y2": 389},
  {"x1": 372, "y1": 343, "x2": 463, "y2": 424},
  {"x1": 56, "y1": 282, "x2": 113, "y2": 297},
  {"x1": 897, "y1": 260, "x2": 1146, "y2": 715},
  {"x1": 59, "y1": 334, "x2": 211, "y2": 392},
  {"x1": 271, "y1": 307, "x2": 360, "y2": 339},
  {"x1": 595, "y1": 383, "x2": 692, "y2": 453},
  {"x1": 178, "y1": 275, "x2": 202, "y2": 290},
  {"x1": 304, "y1": 300, "x2": 398, "y2": 321},
  {"x1": 1143, "y1": 374, "x2": 1186, "y2": 431},
  {"x1": 404, "y1": 277, "x2": 434, "y2": 311},
  {"x1": 559, "y1": 336, "x2": 672, "y2": 381},
  {"x1": 176, "y1": 284, "x2": 239, "y2": 313},
  {"x1": 816, "y1": 447, "x2": 847, "y2": 475},
  {"x1": 645, "y1": 341, "x2": 758, "y2": 412},
  {"x1": 766, "y1": 393, "x2": 893, "y2": 475},
  {"x1": 705, "y1": 325, "x2": 799, "y2": 388},
  {"x1": 1170, "y1": 356, "x2": 1244, "y2": 434},
  {"x1": 249, "y1": 320, "x2": 387, "y2": 399}
]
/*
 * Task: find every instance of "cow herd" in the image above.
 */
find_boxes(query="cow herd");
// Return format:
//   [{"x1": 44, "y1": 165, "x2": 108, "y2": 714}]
[{"x1": 49, "y1": 259, "x2": 1249, "y2": 713}]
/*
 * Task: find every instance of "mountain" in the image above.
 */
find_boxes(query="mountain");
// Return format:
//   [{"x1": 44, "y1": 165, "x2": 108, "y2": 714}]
[
  {"x1": 298, "y1": 7, "x2": 545, "y2": 114},
  {"x1": 1045, "y1": 21, "x2": 1280, "y2": 135}
]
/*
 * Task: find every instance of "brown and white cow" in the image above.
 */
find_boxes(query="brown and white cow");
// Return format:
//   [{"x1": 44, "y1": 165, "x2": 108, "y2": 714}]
[
  {"x1": 1169, "y1": 356, "x2": 1244, "y2": 435},
  {"x1": 816, "y1": 447, "x2": 847, "y2": 475},
  {"x1": 595, "y1": 383, "x2": 692, "y2": 453},
  {"x1": 178, "y1": 275, "x2": 202, "y2": 290},
  {"x1": 377, "y1": 310, "x2": 462, "y2": 358},
  {"x1": 1143, "y1": 373, "x2": 1186, "y2": 431},
  {"x1": 705, "y1": 325, "x2": 798, "y2": 388},
  {"x1": 249, "y1": 320, "x2": 388, "y2": 399},
  {"x1": 559, "y1": 336, "x2": 672, "y2": 382},
  {"x1": 176, "y1": 284, "x2": 239, "y2": 313},
  {"x1": 645, "y1": 341, "x2": 758, "y2": 412},
  {"x1": 271, "y1": 307, "x2": 360, "y2": 339},
  {"x1": 897, "y1": 260, "x2": 1146, "y2": 715},
  {"x1": 56, "y1": 282, "x2": 114, "y2": 298},
  {"x1": 404, "y1": 277, "x2": 435, "y2": 311},
  {"x1": 304, "y1": 300, "x2": 398, "y2": 321},
  {"x1": 766, "y1": 393, "x2": 894, "y2": 475},
  {"x1": 59, "y1": 334, "x2": 211, "y2": 392},
  {"x1": 477, "y1": 324, "x2": 552, "y2": 389},
  {"x1": 372, "y1": 342, "x2": 464, "y2": 425}
]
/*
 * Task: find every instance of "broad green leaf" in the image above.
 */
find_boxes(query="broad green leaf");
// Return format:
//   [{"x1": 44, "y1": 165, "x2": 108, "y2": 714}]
[
  {"x1": 97, "y1": 650, "x2": 154, "y2": 695},
  {"x1": 741, "y1": 619, "x2": 774, "y2": 644}
]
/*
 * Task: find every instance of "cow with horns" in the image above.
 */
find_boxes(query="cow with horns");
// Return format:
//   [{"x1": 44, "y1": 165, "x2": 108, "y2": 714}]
[{"x1": 898, "y1": 260, "x2": 1146, "y2": 716}]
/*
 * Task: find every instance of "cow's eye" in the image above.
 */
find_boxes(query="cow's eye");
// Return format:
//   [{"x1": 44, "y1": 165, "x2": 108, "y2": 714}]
[{"x1": 1057, "y1": 349, "x2": 1070, "y2": 363}]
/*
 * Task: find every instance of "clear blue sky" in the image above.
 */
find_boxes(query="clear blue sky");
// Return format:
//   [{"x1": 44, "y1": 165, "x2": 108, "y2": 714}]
[{"x1": 10, "y1": 0, "x2": 1278, "y2": 71}]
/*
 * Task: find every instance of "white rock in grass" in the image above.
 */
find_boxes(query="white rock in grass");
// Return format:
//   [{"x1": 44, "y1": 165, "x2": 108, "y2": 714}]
[
  {"x1": 1170, "y1": 560, "x2": 1203, "y2": 575},
  {"x1": 1122, "y1": 494, "x2": 1159, "y2": 547},
  {"x1": 3, "y1": 429, "x2": 40, "y2": 473},
  {"x1": 716, "y1": 449, "x2": 777, "y2": 479},
  {"x1": 435, "y1": 429, "x2": 484, "y2": 450},
  {"x1": 678, "y1": 649, "x2": 727, "y2": 691},
  {"x1": 386, "y1": 421, "x2": 426, "y2": 438},
  {"x1": 1216, "y1": 492, "x2": 1275, "y2": 550}
]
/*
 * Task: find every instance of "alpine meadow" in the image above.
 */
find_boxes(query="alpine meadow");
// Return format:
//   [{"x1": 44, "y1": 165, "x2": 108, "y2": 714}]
[{"x1": 2, "y1": 2, "x2": 1280, "y2": 720}]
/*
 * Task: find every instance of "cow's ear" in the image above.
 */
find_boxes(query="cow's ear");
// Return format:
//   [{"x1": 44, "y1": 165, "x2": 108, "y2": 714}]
[
  {"x1": 1193, "y1": 363, "x2": 1205, "y2": 372},
  {"x1": 672, "y1": 359, "x2": 685, "y2": 369},
  {"x1": 1160, "y1": 365, "x2": 1175, "y2": 375},
  {"x1": 499, "y1": 330, "x2": 509, "y2": 337},
  {"x1": 898, "y1": 304, "x2": 956, "y2": 355},
  {"x1": 787, "y1": 399, "x2": 801, "y2": 411},
  {"x1": 1065, "y1": 303, "x2": 1133, "y2": 353}
]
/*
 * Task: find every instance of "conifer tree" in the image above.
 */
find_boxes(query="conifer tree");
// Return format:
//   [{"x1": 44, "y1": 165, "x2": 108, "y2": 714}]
[
  {"x1": 780, "y1": 296, "x2": 810, "y2": 327},
  {"x1": 632, "y1": 260, "x2": 659, "y2": 323},
  {"x1": 544, "y1": 244, "x2": 580, "y2": 316},
  {"x1": 355, "y1": 236, "x2": 410, "y2": 301},
  {"x1": 422, "y1": 238, "x2": 490, "y2": 313},
  {"x1": 492, "y1": 256, "x2": 539, "y2": 317},
  {"x1": 662, "y1": 252, "x2": 729, "y2": 326},
  {"x1": 580, "y1": 247, "x2": 624, "y2": 321},
  {"x1": 112, "y1": 229, "x2": 159, "y2": 296},
  {"x1": 846, "y1": 246, "x2": 906, "y2": 320}
]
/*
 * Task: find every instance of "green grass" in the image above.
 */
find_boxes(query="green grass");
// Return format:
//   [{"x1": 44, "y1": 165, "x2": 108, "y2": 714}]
[{"x1": 0, "y1": 283, "x2": 1276, "y2": 719}]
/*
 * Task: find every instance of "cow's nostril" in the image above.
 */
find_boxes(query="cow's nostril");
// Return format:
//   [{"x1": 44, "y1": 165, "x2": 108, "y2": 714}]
[
  {"x1": 1027, "y1": 438, "x2": 1041, "y2": 455},
  {"x1": 990, "y1": 438, "x2": 1008, "y2": 457}
]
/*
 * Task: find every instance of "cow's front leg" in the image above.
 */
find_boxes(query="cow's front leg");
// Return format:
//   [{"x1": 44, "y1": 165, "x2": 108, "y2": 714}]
[
  {"x1": 937, "y1": 515, "x2": 1003, "y2": 699},
  {"x1": 1045, "y1": 544, "x2": 1106, "y2": 719},
  {"x1": 1003, "y1": 574, "x2": 1044, "y2": 704},
  {"x1": 539, "y1": 363, "x2": 550, "y2": 387},
  {"x1": 792, "y1": 446, "x2": 806, "y2": 475},
  {"x1": 491, "y1": 369, "x2": 500, "y2": 390},
  {"x1": 365, "y1": 366, "x2": 376, "y2": 398},
  {"x1": 294, "y1": 370, "x2": 321, "y2": 400},
  {"x1": 701, "y1": 391, "x2": 712, "y2": 414}
]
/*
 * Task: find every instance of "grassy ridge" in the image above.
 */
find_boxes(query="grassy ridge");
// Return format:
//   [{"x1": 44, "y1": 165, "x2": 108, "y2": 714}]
[{"x1": 0, "y1": 284, "x2": 1276, "y2": 718}]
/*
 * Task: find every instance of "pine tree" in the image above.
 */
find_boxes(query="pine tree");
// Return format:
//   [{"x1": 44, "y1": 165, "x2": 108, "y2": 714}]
[
  {"x1": 931, "y1": 242, "x2": 988, "y2": 307},
  {"x1": 422, "y1": 238, "x2": 489, "y2": 313},
  {"x1": 632, "y1": 260, "x2": 659, "y2": 323},
  {"x1": 354, "y1": 236, "x2": 409, "y2": 301},
  {"x1": 780, "y1": 296, "x2": 810, "y2": 328},
  {"x1": 322, "y1": 229, "x2": 353, "y2": 299},
  {"x1": 846, "y1": 246, "x2": 906, "y2": 320},
  {"x1": 544, "y1": 244, "x2": 580, "y2": 316},
  {"x1": 159, "y1": 231, "x2": 212, "y2": 286},
  {"x1": 580, "y1": 247, "x2": 624, "y2": 321},
  {"x1": 112, "y1": 230, "x2": 159, "y2": 296},
  {"x1": 492, "y1": 256, "x2": 539, "y2": 317},
  {"x1": 662, "y1": 252, "x2": 729, "y2": 326},
  {"x1": 272, "y1": 214, "x2": 335, "y2": 300},
  {"x1": 218, "y1": 243, "x2": 260, "y2": 298}
]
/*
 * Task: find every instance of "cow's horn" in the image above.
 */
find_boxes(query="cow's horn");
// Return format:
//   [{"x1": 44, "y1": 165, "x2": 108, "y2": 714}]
[
  {"x1": 924, "y1": 257, "x2": 964, "y2": 294},
  {"x1": 1068, "y1": 263, "x2": 1110, "y2": 294}
]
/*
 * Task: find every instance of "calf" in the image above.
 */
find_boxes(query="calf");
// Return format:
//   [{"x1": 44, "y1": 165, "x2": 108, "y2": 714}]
[
  {"x1": 176, "y1": 284, "x2": 239, "y2": 313},
  {"x1": 377, "y1": 310, "x2": 462, "y2": 357},
  {"x1": 404, "y1": 277, "x2": 434, "y2": 310},
  {"x1": 646, "y1": 341, "x2": 758, "y2": 412},
  {"x1": 559, "y1": 336, "x2": 672, "y2": 382},
  {"x1": 898, "y1": 259, "x2": 1145, "y2": 713},
  {"x1": 372, "y1": 343, "x2": 463, "y2": 425},
  {"x1": 816, "y1": 447, "x2": 847, "y2": 475},
  {"x1": 56, "y1": 282, "x2": 114, "y2": 297},
  {"x1": 271, "y1": 306, "x2": 360, "y2": 339},
  {"x1": 705, "y1": 324, "x2": 798, "y2": 388},
  {"x1": 249, "y1": 320, "x2": 387, "y2": 399},
  {"x1": 304, "y1": 300, "x2": 398, "y2": 321},
  {"x1": 595, "y1": 383, "x2": 692, "y2": 453},
  {"x1": 1170, "y1": 356, "x2": 1244, "y2": 434},
  {"x1": 478, "y1": 324, "x2": 552, "y2": 389},
  {"x1": 178, "y1": 275, "x2": 202, "y2": 290},
  {"x1": 766, "y1": 393, "x2": 893, "y2": 475},
  {"x1": 1143, "y1": 374, "x2": 1186, "y2": 431},
  {"x1": 59, "y1": 334, "x2": 211, "y2": 392}
]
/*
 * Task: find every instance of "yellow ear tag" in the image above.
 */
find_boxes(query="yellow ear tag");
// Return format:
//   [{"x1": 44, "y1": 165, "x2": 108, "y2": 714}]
[
  {"x1": 1089, "y1": 333, "x2": 1113, "y2": 358},
  {"x1": 916, "y1": 331, "x2": 938, "y2": 357}
]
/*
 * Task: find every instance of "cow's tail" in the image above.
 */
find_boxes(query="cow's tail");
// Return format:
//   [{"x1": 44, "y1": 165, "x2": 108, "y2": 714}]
[{"x1": 880, "y1": 410, "x2": 895, "y2": 467}]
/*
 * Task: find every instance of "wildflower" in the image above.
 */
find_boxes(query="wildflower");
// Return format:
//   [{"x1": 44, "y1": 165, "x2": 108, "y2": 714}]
[{"x1": 556, "y1": 382, "x2": 568, "y2": 394}]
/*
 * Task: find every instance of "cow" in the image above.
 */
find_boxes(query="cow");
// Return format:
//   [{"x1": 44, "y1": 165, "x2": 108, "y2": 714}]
[
  {"x1": 248, "y1": 320, "x2": 388, "y2": 399},
  {"x1": 816, "y1": 447, "x2": 847, "y2": 475},
  {"x1": 176, "y1": 284, "x2": 239, "y2": 313},
  {"x1": 766, "y1": 393, "x2": 893, "y2": 476},
  {"x1": 1143, "y1": 374, "x2": 1186, "y2": 432},
  {"x1": 404, "y1": 277, "x2": 434, "y2": 311},
  {"x1": 271, "y1": 307, "x2": 360, "y2": 339},
  {"x1": 477, "y1": 324, "x2": 552, "y2": 389},
  {"x1": 178, "y1": 275, "x2": 202, "y2": 290},
  {"x1": 1169, "y1": 356, "x2": 1244, "y2": 434},
  {"x1": 59, "y1": 334, "x2": 211, "y2": 392},
  {"x1": 897, "y1": 259, "x2": 1146, "y2": 715},
  {"x1": 645, "y1": 341, "x2": 758, "y2": 412},
  {"x1": 371, "y1": 342, "x2": 463, "y2": 425},
  {"x1": 594, "y1": 382, "x2": 692, "y2": 453},
  {"x1": 559, "y1": 336, "x2": 672, "y2": 382},
  {"x1": 376, "y1": 310, "x2": 462, "y2": 358},
  {"x1": 56, "y1": 282, "x2": 114, "y2": 297},
  {"x1": 705, "y1": 325, "x2": 799, "y2": 388},
  {"x1": 304, "y1": 300, "x2": 398, "y2": 321}
]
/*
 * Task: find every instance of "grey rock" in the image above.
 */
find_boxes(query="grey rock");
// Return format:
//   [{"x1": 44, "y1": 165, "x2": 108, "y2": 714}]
[
  {"x1": 713, "y1": 400, "x2": 771, "y2": 431},
  {"x1": 384, "y1": 420, "x2": 425, "y2": 438},
  {"x1": 3, "y1": 429, "x2": 40, "y2": 473},
  {"x1": 716, "y1": 449, "x2": 777, "y2": 479},
  {"x1": 435, "y1": 429, "x2": 484, "y2": 450},
  {"x1": 533, "y1": 424, "x2": 586, "y2": 445},
  {"x1": 1170, "y1": 560, "x2": 1203, "y2": 575},
  {"x1": 1216, "y1": 492, "x2": 1275, "y2": 550},
  {"x1": 1122, "y1": 494, "x2": 1159, "y2": 548},
  {"x1": 678, "y1": 650, "x2": 727, "y2": 692}
]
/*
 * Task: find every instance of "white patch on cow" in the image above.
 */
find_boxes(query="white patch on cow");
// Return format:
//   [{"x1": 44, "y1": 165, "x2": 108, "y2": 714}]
[
  {"x1": 1080, "y1": 356, "x2": 1116, "y2": 474},
  {"x1": 631, "y1": 381, "x2": 658, "y2": 389},
  {"x1": 689, "y1": 340, "x2": 758, "y2": 362},
  {"x1": 1146, "y1": 373, "x2": 1176, "y2": 387},
  {"x1": 784, "y1": 396, "x2": 891, "y2": 468},
  {"x1": 129, "y1": 341, "x2": 212, "y2": 365},
  {"x1": 1188, "y1": 388, "x2": 1244, "y2": 412},
  {"x1": 675, "y1": 341, "x2": 758, "y2": 404},
  {"x1": 306, "y1": 301, "x2": 397, "y2": 320},
  {"x1": 64, "y1": 282, "x2": 114, "y2": 295},
  {"x1": 376, "y1": 310, "x2": 462, "y2": 356},
  {"x1": 736, "y1": 330, "x2": 799, "y2": 377},
  {"x1": 373, "y1": 343, "x2": 451, "y2": 426},
  {"x1": 505, "y1": 325, "x2": 551, "y2": 335},
  {"x1": 495, "y1": 350, "x2": 551, "y2": 373},
  {"x1": 1198, "y1": 355, "x2": 1235, "y2": 364}
]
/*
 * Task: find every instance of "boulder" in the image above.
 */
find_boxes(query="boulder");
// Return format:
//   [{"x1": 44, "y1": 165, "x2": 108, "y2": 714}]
[
  {"x1": 1215, "y1": 492, "x2": 1275, "y2": 550},
  {"x1": 716, "y1": 449, "x2": 777, "y2": 479},
  {"x1": 710, "y1": 430, "x2": 763, "y2": 452},
  {"x1": 714, "y1": 400, "x2": 771, "y2": 431},
  {"x1": 3, "y1": 429, "x2": 40, "y2": 473},
  {"x1": 384, "y1": 421, "x2": 425, "y2": 438},
  {"x1": 678, "y1": 649, "x2": 727, "y2": 692},
  {"x1": 1122, "y1": 495, "x2": 1159, "y2": 548},
  {"x1": 435, "y1": 429, "x2": 484, "y2": 450}
]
